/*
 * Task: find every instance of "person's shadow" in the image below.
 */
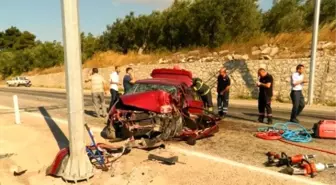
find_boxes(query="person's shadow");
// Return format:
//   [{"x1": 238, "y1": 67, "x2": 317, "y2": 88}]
[{"x1": 38, "y1": 107, "x2": 69, "y2": 149}]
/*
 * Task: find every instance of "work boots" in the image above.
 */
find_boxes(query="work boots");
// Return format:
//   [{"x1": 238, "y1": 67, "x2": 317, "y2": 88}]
[
  {"x1": 267, "y1": 117, "x2": 273, "y2": 125},
  {"x1": 258, "y1": 115, "x2": 264, "y2": 123}
]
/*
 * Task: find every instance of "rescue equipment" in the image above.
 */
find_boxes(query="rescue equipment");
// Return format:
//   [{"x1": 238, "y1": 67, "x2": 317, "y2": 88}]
[
  {"x1": 312, "y1": 120, "x2": 336, "y2": 139},
  {"x1": 265, "y1": 151, "x2": 315, "y2": 167}
]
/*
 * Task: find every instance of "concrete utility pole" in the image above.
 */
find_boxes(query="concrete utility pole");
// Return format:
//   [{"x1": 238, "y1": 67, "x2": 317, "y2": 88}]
[
  {"x1": 308, "y1": 0, "x2": 321, "y2": 105},
  {"x1": 60, "y1": 0, "x2": 93, "y2": 182}
]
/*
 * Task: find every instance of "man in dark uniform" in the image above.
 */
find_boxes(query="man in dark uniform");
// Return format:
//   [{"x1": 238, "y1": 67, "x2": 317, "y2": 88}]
[
  {"x1": 192, "y1": 77, "x2": 213, "y2": 112},
  {"x1": 256, "y1": 68, "x2": 274, "y2": 124},
  {"x1": 217, "y1": 68, "x2": 231, "y2": 117}
]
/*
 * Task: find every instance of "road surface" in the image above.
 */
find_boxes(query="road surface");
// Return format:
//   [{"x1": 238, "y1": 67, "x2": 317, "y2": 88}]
[
  {"x1": 0, "y1": 87, "x2": 334, "y2": 127},
  {"x1": 0, "y1": 87, "x2": 335, "y2": 185}
]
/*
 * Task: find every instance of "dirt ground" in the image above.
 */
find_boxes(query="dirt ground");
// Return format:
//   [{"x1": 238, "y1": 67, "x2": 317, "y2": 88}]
[{"x1": 1, "y1": 109, "x2": 335, "y2": 185}]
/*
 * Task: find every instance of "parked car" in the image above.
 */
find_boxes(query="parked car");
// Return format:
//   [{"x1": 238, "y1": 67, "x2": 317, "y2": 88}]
[
  {"x1": 104, "y1": 68, "x2": 219, "y2": 146},
  {"x1": 6, "y1": 76, "x2": 32, "y2": 87}
]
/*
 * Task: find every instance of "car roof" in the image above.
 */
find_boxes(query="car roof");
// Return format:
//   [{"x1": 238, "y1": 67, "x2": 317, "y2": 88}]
[{"x1": 136, "y1": 78, "x2": 186, "y2": 86}]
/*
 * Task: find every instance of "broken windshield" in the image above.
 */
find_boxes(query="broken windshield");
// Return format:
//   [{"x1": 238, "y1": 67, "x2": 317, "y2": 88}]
[{"x1": 126, "y1": 83, "x2": 177, "y2": 95}]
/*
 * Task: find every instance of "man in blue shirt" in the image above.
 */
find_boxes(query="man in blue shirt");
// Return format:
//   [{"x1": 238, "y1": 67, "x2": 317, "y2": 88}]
[{"x1": 123, "y1": 67, "x2": 136, "y2": 94}]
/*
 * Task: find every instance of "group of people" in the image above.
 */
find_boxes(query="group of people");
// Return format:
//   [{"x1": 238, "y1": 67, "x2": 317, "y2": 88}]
[
  {"x1": 85, "y1": 64, "x2": 308, "y2": 125},
  {"x1": 191, "y1": 68, "x2": 231, "y2": 117},
  {"x1": 256, "y1": 64, "x2": 308, "y2": 124},
  {"x1": 84, "y1": 66, "x2": 136, "y2": 117},
  {"x1": 192, "y1": 64, "x2": 308, "y2": 125}
]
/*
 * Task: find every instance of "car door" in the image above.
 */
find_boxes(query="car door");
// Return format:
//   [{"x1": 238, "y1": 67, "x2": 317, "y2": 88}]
[{"x1": 183, "y1": 86, "x2": 203, "y2": 114}]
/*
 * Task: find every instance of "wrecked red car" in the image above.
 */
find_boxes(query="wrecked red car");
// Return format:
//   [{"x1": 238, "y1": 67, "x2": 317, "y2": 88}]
[{"x1": 104, "y1": 68, "x2": 219, "y2": 145}]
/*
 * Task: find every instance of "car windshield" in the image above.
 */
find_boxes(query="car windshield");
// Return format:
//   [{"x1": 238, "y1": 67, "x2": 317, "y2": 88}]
[
  {"x1": 18, "y1": 77, "x2": 27, "y2": 80},
  {"x1": 126, "y1": 83, "x2": 177, "y2": 95}
]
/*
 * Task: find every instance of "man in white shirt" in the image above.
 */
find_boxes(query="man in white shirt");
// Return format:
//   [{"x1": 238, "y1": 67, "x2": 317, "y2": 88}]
[
  {"x1": 290, "y1": 64, "x2": 308, "y2": 123},
  {"x1": 85, "y1": 68, "x2": 108, "y2": 117},
  {"x1": 109, "y1": 66, "x2": 121, "y2": 111}
]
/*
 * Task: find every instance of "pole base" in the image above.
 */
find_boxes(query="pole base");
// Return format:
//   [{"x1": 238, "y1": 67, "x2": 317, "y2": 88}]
[{"x1": 58, "y1": 152, "x2": 94, "y2": 182}]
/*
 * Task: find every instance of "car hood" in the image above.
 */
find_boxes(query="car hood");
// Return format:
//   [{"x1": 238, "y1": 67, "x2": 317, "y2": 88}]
[{"x1": 120, "y1": 90, "x2": 172, "y2": 113}]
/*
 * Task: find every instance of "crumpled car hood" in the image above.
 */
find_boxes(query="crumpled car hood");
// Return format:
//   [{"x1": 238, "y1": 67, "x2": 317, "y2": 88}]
[{"x1": 120, "y1": 90, "x2": 172, "y2": 113}]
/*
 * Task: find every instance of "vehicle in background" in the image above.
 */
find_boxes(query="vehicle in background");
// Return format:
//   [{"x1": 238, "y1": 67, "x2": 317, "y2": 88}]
[
  {"x1": 6, "y1": 76, "x2": 32, "y2": 87},
  {"x1": 105, "y1": 68, "x2": 220, "y2": 146}
]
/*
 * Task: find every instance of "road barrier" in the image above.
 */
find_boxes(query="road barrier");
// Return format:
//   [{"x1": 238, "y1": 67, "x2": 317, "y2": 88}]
[{"x1": 13, "y1": 95, "x2": 21, "y2": 124}]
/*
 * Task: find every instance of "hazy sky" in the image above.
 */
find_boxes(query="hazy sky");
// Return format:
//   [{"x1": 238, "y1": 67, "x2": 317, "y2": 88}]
[{"x1": 0, "y1": 0, "x2": 273, "y2": 41}]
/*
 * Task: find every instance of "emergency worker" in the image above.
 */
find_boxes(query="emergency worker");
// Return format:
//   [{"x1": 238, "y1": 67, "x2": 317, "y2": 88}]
[
  {"x1": 256, "y1": 68, "x2": 274, "y2": 125},
  {"x1": 217, "y1": 68, "x2": 231, "y2": 117},
  {"x1": 192, "y1": 77, "x2": 213, "y2": 112}
]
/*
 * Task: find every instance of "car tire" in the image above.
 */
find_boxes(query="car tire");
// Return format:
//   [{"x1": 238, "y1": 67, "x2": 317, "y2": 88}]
[
  {"x1": 186, "y1": 137, "x2": 196, "y2": 145},
  {"x1": 104, "y1": 125, "x2": 116, "y2": 139},
  {"x1": 159, "y1": 117, "x2": 172, "y2": 140}
]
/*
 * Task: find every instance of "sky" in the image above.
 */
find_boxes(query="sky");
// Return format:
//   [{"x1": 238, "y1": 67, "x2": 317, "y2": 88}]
[{"x1": 0, "y1": 0, "x2": 273, "y2": 42}]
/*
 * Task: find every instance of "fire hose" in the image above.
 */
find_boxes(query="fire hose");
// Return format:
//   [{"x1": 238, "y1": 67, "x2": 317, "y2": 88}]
[{"x1": 256, "y1": 122, "x2": 336, "y2": 155}]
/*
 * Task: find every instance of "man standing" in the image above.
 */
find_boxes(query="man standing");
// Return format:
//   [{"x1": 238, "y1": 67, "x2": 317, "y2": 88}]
[
  {"x1": 290, "y1": 64, "x2": 308, "y2": 123},
  {"x1": 85, "y1": 68, "x2": 108, "y2": 117},
  {"x1": 123, "y1": 67, "x2": 136, "y2": 94},
  {"x1": 256, "y1": 68, "x2": 274, "y2": 125},
  {"x1": 192, "y1": 77, "x2": 213, "y2": 112},
  {"x1": 217, "y1": 68, "x2": 231, "y2": 117},
  {"x1": 109, "y1": 66, "x2": 121, "y2": 110}
]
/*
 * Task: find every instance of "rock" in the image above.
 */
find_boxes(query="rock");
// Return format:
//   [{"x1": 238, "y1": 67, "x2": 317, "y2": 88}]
[
  {"x1": 251, "y1": 46, "x2": 259, "y2": 51},
  {"x1": 261, "y1": 47, "x2": 271, "y2": 54},
  {"x1": 260, "y1": 55, "x2": 272, "y2": 60},
  {"x1": 219, "y1": 50, "x2": 229, "y2": 55},
  {"x1": 269, "y1": 47, "x2": 279, "y2": 56},
  {"x1": 188, "y1": 50, "x2": 200, "y2": 55},
  {"x1": 180, "y1": 58, "x2": 187, "y2": 63},
  {"x1": 242, "y1": 54, "x2": 249, "y2": 60},
  {"x1": 158, "y1": 58, "x2": 168, "y2": 64},
  {"x1": 322, "y1": 42, "x2": 336, "y2": 49},
  {"x1": 225, "y1": 55, "x2": 233, "y2": 60},
  {"x1": 218, "y1": 50, "x2": 230, "y2": 55},
  {"x1": 259, "y1": 44, "x2": 269, "y2": 50},
  {"x1": 212, "y1": 52, "x2": 218, "y2": 56},
  {"x1": 232, "y1": 54, "x2": 242, "y2": 60},
  {"x1": 252, "y1": 50, "x2": 261, "y2": 56}
]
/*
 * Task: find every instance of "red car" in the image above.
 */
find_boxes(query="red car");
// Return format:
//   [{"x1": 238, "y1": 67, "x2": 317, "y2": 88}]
[{"x1": 105, "y1": 68, "x2": 219, "y2": 145}]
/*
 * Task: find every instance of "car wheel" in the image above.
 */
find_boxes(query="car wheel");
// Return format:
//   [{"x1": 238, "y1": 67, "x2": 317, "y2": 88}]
[
  {"x1": 186, "y1": 137, "x2": 196, "y2": 145},
  {"x1": 104, "y1": 125, "x2": 116, "y2": 139},
  {"x1": 159, "y1": 117, "x2": 173, "y2": 140}
]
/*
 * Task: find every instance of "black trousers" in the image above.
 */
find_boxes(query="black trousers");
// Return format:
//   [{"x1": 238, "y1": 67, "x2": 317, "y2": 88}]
[
  {"x1": 201, "y1": 92, "x2": 213, "y2": 109},
  {"x1": 217, "y1": 91, "x2": 229, "y2": 114},
  {"x1": 290, "y1": 90, "x2": 305, "y2": 120},
  {"x1": 258, "y1": 94, "x2": 272, "y2": 118},
  {"x1": 109, "y1": 89, "x2": 119, "y2": 111}
]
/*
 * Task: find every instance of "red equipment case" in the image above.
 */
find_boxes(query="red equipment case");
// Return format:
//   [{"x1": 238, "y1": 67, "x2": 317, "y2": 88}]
[{"x1": 313, "y1": 120, "x2": 336, "y2": 139}]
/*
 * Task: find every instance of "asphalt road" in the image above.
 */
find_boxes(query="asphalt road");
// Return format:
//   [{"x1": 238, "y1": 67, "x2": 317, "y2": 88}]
[
  {"x1": 1, "y1": 87, "x2": 335, "y2": 184},
  {"x1": 0, "y1": 87, "x2": 335, "y2": 128}
]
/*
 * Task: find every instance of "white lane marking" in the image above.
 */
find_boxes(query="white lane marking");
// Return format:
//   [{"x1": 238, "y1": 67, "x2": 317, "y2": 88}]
[
  {"x1": 0, "y1": 104, "x2": 102, "y2": 133},
  {"x1": 169, "y1": 146, "x2": 327, "y2": 185}
]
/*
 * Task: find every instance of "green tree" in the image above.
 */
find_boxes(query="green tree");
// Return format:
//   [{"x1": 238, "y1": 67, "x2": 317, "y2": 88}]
[
  {"x1": 0, "y1": 27, "x2": 35, "y2": 50},
  {"x1": 263, "y1": 0, "x2": 306, "y2": 33},
  {"x1": 81, "y1": 32, "x2": 98, "y2": 62}
]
